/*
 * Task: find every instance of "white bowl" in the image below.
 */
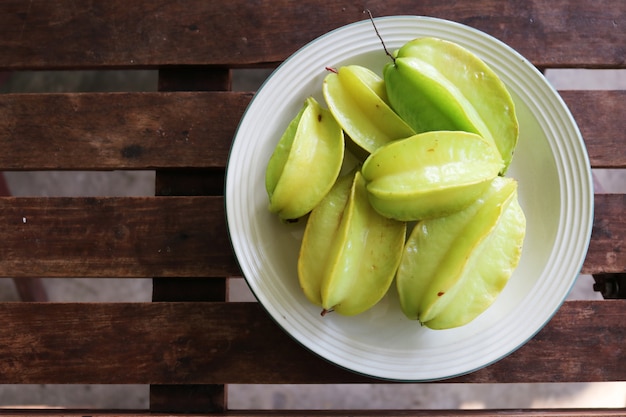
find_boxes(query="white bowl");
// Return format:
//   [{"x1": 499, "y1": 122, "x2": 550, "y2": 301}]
[{"x1": 225, "y1": 16, "x2": 593, "y2": 381}]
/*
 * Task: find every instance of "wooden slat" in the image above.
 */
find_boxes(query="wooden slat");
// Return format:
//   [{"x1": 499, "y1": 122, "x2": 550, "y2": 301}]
[
  {"x1": 0, "y1": 194, "x2": 622, "y2": 278},
  {"x1": 0, "y1": 300, "x2": 622, "y2": 384},
  {"x1": 0, "y1": 1, "x2": 622, "y2": 415},
  {"x1": 0, "y1": 173, "x2": 48, "y2": 301},
  {"x1": 0, "y1": 196, "x2": 239, "y2": 278},
  {"x1": 0, "y1": 92, "x2": 252, "y2": 170},
  {"x1": 0, "y1": 0, "x2": 624, "y2": 70},
  {"x1": 0, "y1": 90, "x2": 624, "y2": 170},
  {"x1": 561, "y1": 91, "x2": 626, "y2": 169},
  {"x1": 584, "y1": 194, "x2": 626, "y2": 274}
]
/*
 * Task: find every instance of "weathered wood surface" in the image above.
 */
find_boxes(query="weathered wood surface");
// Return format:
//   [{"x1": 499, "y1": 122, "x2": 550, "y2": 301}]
[
  {"x1": 0, "y1": 196, "x2": 239, "y2": 278},
  {"x1": 0, "y1": 173, "x2": 48, "y2": 301},
  {"x1": 585, "y1": 194, "x2": 626, "y2": 275},
  {"x1": 0, "y1": 91, "x2": 624, "y2": 170},
  {"x1": 0, "y1": 0, "x2": 624, "y2": 70},
  {"x1": 0, "y1": 300, "x2": 621, "y2": 385},
  {"x1": 0, "y1": 0, "x2": 624, "y2": 414},
  {"x1": 0, "y1": 92, "x2": 252, "y2": 170},
  {"x1": 560, "y1": 91, "x2": 626, "y2": 169},
  {"x1": 0, "y1": 194, "x2": 622, "y2": 278}
]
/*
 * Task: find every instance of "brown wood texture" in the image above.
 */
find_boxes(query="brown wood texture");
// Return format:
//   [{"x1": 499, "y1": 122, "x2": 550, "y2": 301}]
[
  {"x1": 585, "y1": 194, "x2": 626, "y2": 274},
  {"x1": 150, "y1": 67, "x2": 231, "y2": 414},
  {"x1": 0, "y1": 300, "x2": 621, "y2": 385},
  {"x1": 0, "y1": 92, "x2": 252, "y2": 170},
  {"x1": 0, "y1": 173, "x2": 48, "y2": 301},
  {"x1": 0, "y1": 0, "x2": 624, "y2": 70},
  {"x1": 561, "y1": 91, "x2": 626, "y2": 169},
  {"x1": 0, "y1": 194, "x2": 622, "y2": 278},
  {"x1": 0, "y1": 0, "x2": 624, "y2": 414},
  {"x1": 0, "y1": 196, "x2": 239, "y2": 278},
  {"x1": 0, "y1": 91, "x2": 624, "y2": 171}
]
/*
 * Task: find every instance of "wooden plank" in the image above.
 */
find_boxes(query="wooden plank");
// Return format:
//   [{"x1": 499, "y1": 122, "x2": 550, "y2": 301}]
[
  {"x1": 0, "y1": 173, "x2": 48, "y2": 301},
  {"x1": 0, "y1": 92, "x2": 252, "y2": 170},
  {"x1": 561, "y1": 91, "x2": 626, "y2": 169},
  {"x1": 0, "y1": 196, "x2": 239, "y2": 278},
  {"x1": 0, "y1": 90, "x2": 624, "y2": 170},
  {"x1": 0, "y1": 300, "x2": 622, "y2": 384},
  {"x1": 0, "y1": 0, "x2": 624, "y2": 70},
  {"x1": 0, "y1": 194, "x2": 622, "y2": 278},
  {"x1": 584, "y1": 194, "x2": 626, "y2": 275}
]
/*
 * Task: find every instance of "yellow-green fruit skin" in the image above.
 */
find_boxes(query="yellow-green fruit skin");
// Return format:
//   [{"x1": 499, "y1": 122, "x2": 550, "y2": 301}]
[
  {"x1": 322, "y1": 65, "x2": 415, "y2": 155},
  {"x1": 396, "y1": 176, "x2": 526, "y2": 329},
  {"x1": 384, "y1": 37, "x2": 519, "y2": 173},
  {"x1": 297, "y1": 173, "x2": 353, "y2": 307},
  {"x1": 361, "y1": 131, "x2": 504, "y2": 221},
  {"x1": 298, "y1": 171, "x2": 406, "y2": 316},
  {"x1": 265, "y1": 97, "x2": 344, "y2": 220}
]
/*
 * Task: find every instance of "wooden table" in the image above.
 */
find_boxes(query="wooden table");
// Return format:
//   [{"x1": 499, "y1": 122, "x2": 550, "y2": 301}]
[{"x1": 0, "y1": 1, "x2": 624, "y2": 415}]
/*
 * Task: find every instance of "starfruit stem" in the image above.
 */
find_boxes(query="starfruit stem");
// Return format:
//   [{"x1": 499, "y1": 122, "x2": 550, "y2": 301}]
[
  {"x1": 325, "y1": 66, "x2": 338, "y2": 74},
  {"x1": 320, "y1": 308, "x2": 334, "y2": 317},
  {"x1": 364, "y1": 9, "x2": 395, "y2": 65}
]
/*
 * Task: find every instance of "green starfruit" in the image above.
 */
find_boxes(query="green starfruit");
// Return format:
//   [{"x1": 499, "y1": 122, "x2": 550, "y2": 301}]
[
  {"x1": 298, "y1": 170, "x2": 406, "y2": 316},
  {"x1": 396, "y1": 176, "x2": 526, "y2": 329},
  {"x1": 384, "y1": 37, "x2": 519, "y2": 173},
  {"x1": 323, "y1": 65, "x2": 415, "y2": 155},
  {"x1": 265, "y1": 97, "x2": 344, "y2": 220},
  {"x1": 361, "y1": 130, "x2": 504, "y2": 221}
]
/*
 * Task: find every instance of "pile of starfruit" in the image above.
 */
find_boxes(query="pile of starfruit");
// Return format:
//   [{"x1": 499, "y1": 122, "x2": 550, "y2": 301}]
[{"x1": 265, "y1": 37, "x2": 526, "y2": 329}]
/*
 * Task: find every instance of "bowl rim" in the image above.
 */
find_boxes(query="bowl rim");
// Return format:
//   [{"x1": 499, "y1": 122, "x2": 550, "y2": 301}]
[{"x1": 224, "y1": 15, "x2": 594, "y2": 381}]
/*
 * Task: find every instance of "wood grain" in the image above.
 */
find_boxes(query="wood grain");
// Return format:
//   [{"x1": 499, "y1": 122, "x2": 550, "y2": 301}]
[
  {"x1": 0, "y1": 194, "x2": 626, "y2": 278},
  {"x1": 0, "y1": 92, "x2": 252, "y2": 170},
  {"x1": 0, "y1": 300, "x2": 621, "y2": 384},
  {"x1": 584, "y1": 194, "x2": 626, "y2": 274},
  {"x1": 0, "y1": 194, "x2": 622, "y2": 278},
  {"x1": 561, "y1": 91, "x2": 626, "y2": 169},
  {"x1": 0, "y1": 91, "x2": 624, "y2": 170},
  {"x1": 0, "y1": 0, "x2": 624, "y2": 415},
  {"x1": 0, "y1": 0, "x2": 624, "y2": 70},
  {"x1": 0, "y1": 196, "x2": 240, "y2": 278},
  {"x1": 151, "y1": 68, "x2": 231, "y2": 413}
]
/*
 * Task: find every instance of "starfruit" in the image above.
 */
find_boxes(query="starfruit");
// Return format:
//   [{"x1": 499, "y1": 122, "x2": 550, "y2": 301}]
[
  {"x1": 361, "y1": 130, "x2": 504, "y2": 221},
  {"x1": 384, "y1": 37, "x2": 519, "y2": 173},
  {"x1": 298, "y1": 170, "x2": 406, "y2": 316},
  {"x1": 265, "y1": 97, "x2": 344, "y2": 220},
  {"x1": 396, "y1": 176, "x2": 526, "y2": 329},
  {"x1": 322, "y1": 65, "x2": 415, "y2": 155}
]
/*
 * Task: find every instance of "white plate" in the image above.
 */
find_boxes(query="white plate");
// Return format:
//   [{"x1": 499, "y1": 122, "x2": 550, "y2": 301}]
[{"x1": 225, "y1": 16, "x2": 593, "y2": 381}]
